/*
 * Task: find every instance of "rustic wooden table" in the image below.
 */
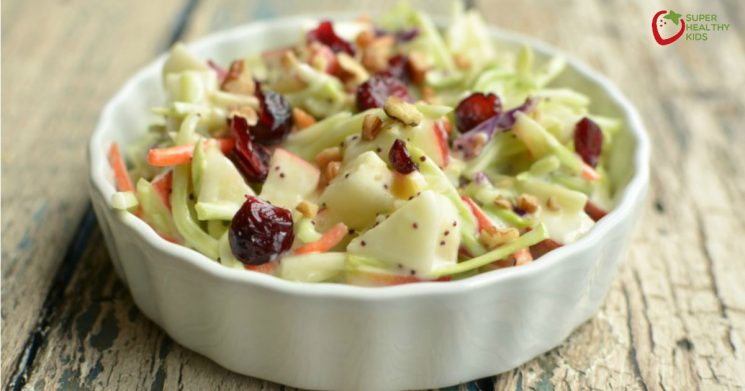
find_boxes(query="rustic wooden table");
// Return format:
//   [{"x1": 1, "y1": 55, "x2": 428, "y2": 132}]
[{"x1": 3, "y1": 0, "x2": 744, "y2": 389}]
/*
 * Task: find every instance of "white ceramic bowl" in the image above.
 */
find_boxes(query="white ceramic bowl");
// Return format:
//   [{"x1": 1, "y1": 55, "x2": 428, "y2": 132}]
[{"x1": 88, "y1": 15, "x2": 649, "y2": 391}]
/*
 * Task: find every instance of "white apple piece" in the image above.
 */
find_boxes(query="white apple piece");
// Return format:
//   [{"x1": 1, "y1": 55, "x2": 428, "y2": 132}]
[
  {"x1": 347, "y1": 190, "x2": 460, "y2": 275},
  {"x1": 194, "y1": 146, "x2": 254, "y2": 220},
  {"x1": 260, "y1": 148, "x2": 320, "y2": 209},
  {"x1": 319, "y1": 151, "x2": 394, "y2": 230}
]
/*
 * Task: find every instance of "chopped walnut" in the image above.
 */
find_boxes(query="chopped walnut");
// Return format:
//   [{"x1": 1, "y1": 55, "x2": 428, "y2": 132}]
[
  {"x1": 355, "y1": 30, "x2": 375, "y2": 48},
  {"x1": 421, "y1": 86, "x2": 437, "y2": 104},
  {"x1": 292, "y1": 108, "x2": 316, "y2": 130},
  {"x1": 469, "y1": 132, "x2": 489, "y2": 156},
  {"x1": 280, "y1": 50, "x2": 299, "y2": 68},
  {"x1": 337, "y1": 52, "x2": 370, "y2": 86},
  {"x1": 494, "y1": 196, "x2": 512, "y2": 210},
  {"x1": 296, "y1": 200, "x2": 319, "y2": 218},
  {"x1": 383, "y1": 96, "x2": 422, "y2": 126},
  {"x1": 453, "y1": 53, "x2": 472, "y2": 70},
  {"x1": 325, "y1": 161, "x2": 341, "y2": 182},
  {"x1": 361, "y1": 35, "x2": 395, "y2": 73},
  {"x1": 314, "y1": 147, "x2": 342, "y2": 168},
  {"x1": 221, "y1": 60, "x2": 255, "y2": 95},
  {"x1": 517, "y1": 193, "x2": 540, "y2": 214},
  {"x1": 361, "y1": 114, "x2": 383, "y2": 140},
  {"x1": 479, "y1": 226, "x2": 520, "y2": 249},
  {"x1": 407, "y1": 51, "x2": 429, "y2": 85},
  {"x1": 546, "y1": 196, "x2": 561, "y2": 211}
]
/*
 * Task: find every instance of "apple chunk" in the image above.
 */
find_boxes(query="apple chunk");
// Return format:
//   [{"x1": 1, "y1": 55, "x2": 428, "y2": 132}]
[{"x1": 260, "y1": 148, "x2": 320, "y2": 209}]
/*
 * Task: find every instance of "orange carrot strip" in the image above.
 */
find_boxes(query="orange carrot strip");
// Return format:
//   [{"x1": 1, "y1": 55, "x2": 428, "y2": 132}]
[
  {"x1": 151, "y1": 170, "x2": 173, "y2": 210},
  {"x1": 108, "y1": 142, "x2": 135, "y2": 192},
  {"x1": 461, "y1": 195, "x2": 495, "y2": 232},
  {"x1": 244, "y1": 262, "x2": 278, "y2": 274},
  {"x1": 147, "y1": 138, "x2": 235, "y2": 167},
  {"x1": 580, "y1": 161, "x2": 601, "y2": 181},
  {"x1": 293, "y1": 223, "x2": 349, "y2": 255}
]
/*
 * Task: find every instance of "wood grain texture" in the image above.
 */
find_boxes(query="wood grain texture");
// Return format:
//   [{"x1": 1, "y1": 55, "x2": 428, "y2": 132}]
[
  {"x1": 0, "y1": 0, "x2": 190, "y2": 387},
  {"x1": 2, "y1": 0, "x2": 744, "y2": 390}
]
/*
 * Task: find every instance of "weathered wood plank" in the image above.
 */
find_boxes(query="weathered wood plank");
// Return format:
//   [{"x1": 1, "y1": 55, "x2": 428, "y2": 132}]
[
  {"x1": 0, "y1": 0, "x2": 189, "y2": 387},
  {"x1": 478, "y1": 0, "x2": 745, "y2": 389},
  {"x1": 5, "y1": 0, "x2": 745, "y2": 389}
]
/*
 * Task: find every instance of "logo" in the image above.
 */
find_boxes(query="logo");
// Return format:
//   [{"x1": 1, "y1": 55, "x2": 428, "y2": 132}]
[
  {"x1": 652, "y1": 10, "x2": 732, "y2": 45},
  {"x1": 652, "y1": 10, "x2": 685, "y2": 45}
]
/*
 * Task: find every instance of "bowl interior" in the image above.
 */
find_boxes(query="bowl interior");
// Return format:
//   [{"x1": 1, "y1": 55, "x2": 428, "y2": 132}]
[{"x1": 89, "y1": 14, "x2": 648, "y2": 293}]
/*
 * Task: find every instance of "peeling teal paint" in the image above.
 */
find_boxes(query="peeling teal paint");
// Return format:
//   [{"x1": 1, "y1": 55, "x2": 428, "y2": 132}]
[{"x1": 90, "y1": 310, "x2": 118, "y2": 351}]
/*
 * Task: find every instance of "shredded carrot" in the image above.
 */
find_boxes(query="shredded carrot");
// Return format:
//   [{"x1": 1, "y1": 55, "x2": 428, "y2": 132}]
[
  {"x1": 151, "y1": 170, "x2": 173, "y2": 210},
  {"x1": 292, "y1": 107, "x2": 316, "y2": 130},
  {"x1": 461, "y1": 196, "x2": 495, "y2": 232},
  {"x1": 294, "y1": 223, "x2": 349, "y2": 255},
  {"x1": 513, "y1": 248, "x2": 533, "y2": 266},
  {"x1": 580, "y1": 161, "x2": 601, "y2": 181},
  {"x1": 108, "y1": 142, "x2": 135, "y2": 192},
  {"x1": 147, "y1": 138, "x2": 235, "y2": 167},
  {"x1": 245, "y1": 262, "x2": 278, "y2": 274}
]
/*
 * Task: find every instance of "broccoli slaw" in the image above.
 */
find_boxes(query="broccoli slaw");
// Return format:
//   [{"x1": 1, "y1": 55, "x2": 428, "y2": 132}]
[{"x1": 108, "y1": 3, "x2": 621, "y2": 286}]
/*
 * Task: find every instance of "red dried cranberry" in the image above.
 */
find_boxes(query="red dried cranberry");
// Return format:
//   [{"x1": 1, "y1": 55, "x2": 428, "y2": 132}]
[
  {"x1": 251, "y1": 87, "x2": 293, "y2": 145},
  {"x1": 230, "y1": 115, "x2": 271, "y2": 182},
  {"x1": 356, "y1": 74, "x2": 412, "y2": 110},
  {"x1": 574, "y1": 117, "x2": 603, "y2": 168},
  {"x1": 229, "y1": 196, "x2": 294, "y2": 265},
  {"x1": 455, "y1": 92, "x2": 502, "y2": 133},
  {"x1": 385, "y1": 55, "x2": 411, "y2": 82},
  {"x1": 389, "y1": 139, "x2": 417, "y2": 174},
  {"x1": 307, "y1": 20, "x2": 355, "y2": 55}
]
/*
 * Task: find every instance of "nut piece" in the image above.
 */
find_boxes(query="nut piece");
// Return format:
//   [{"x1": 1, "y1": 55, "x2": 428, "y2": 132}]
[
  {"x1": 361, "y1": 35, "x2": 395, "y2": 73},
  {"x1": 421, "y1": 86, "x2": 437, "y2": 104},
  {"x1": 546, "y1": 196, "x2": 561, "y2": 211},
  {"x1": 383, "y1": 96, "x2": 422, "y2": 127},
  {"x1": 479, "y1": 226, "x2": 520, "y2": 249},
  {"x1": 361, "y1": 114, "x2": 383, "y2": 140},
  {"x1": 453, "y1": 53, "x2": 472, "y2": 70},
  {"x1": 314, "y1": 147, "x2": 342, "y2": 168},
  {"x1": 292, "y1": 108, "x2": 316, "y2": 130},
  {"x1": 468, "y1": 132, "x2": 489, "y2": 156},
  {"x1": 296, "y1": 200, "x2": 319, "y2": 218},
  {"x1": 494, "y1": 196, "x2": 512, "y2": 210},
  {"x1": 229, "y1": 105, "x2": 258, "y2": 126},
  {"x1": 325, "y1": 161, "x2": 341, "y2": 182},
  {"x1": 337, "y1": 52, "x2": 370, "y2": 86},
  {"x1": 221, "y1": 59, "x2": 255, "y2": 95},
  {"x1": 355, "y1": 30, "x2": 375, "y2": 48},
  {"x1": 407, "y1": 51, "x2": 429, "y2": 85},
  {"x1": 517, "y1": 193, "x2": 540, "y2": 214}
]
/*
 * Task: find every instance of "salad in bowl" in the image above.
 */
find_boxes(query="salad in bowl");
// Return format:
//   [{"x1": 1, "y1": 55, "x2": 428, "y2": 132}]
[{"x1": 108, "y1": 3, "x2": 620, "y2": 286}]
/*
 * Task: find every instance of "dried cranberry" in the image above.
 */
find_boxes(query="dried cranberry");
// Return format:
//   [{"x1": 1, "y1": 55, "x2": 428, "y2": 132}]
[
  {"x1": 356, "y1": 74, "x2": 412, "y2": 110},
  {"x1": 229, "y1": 196, "x2": 294, "y2": 265},
  {"x1": 230, "y1": 116, "x2": 271, "y2": 182},
  {"x1": 251, "y1": 87, "x2": 293, "y2": 145},
  {"x1": 385, "y1": 55, "x2": 411, "y2": 82},
  {"x1": 455, "y1": 92, "x2": 502, "y2": 133},
  {"x1": 307, "y1": 20, "x2": 355, "y2": 55},
  {"x1": 574, "y1": 117, "x2": 603, "y2": 168},
  {"x1": 389, "y1": 139, "x2": 417, "y2": 174}
]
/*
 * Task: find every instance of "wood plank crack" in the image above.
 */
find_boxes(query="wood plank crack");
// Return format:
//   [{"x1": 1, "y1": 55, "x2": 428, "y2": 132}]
[
  {"x1": 695, "y1": 210, "x2": 737, "y2": 354},
  {"x1": 5, "y1": 0, "x2": 203, "y2": 388},
  {"x1": 6, "y1": 207, "x2": 96, "y2": 391}
]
